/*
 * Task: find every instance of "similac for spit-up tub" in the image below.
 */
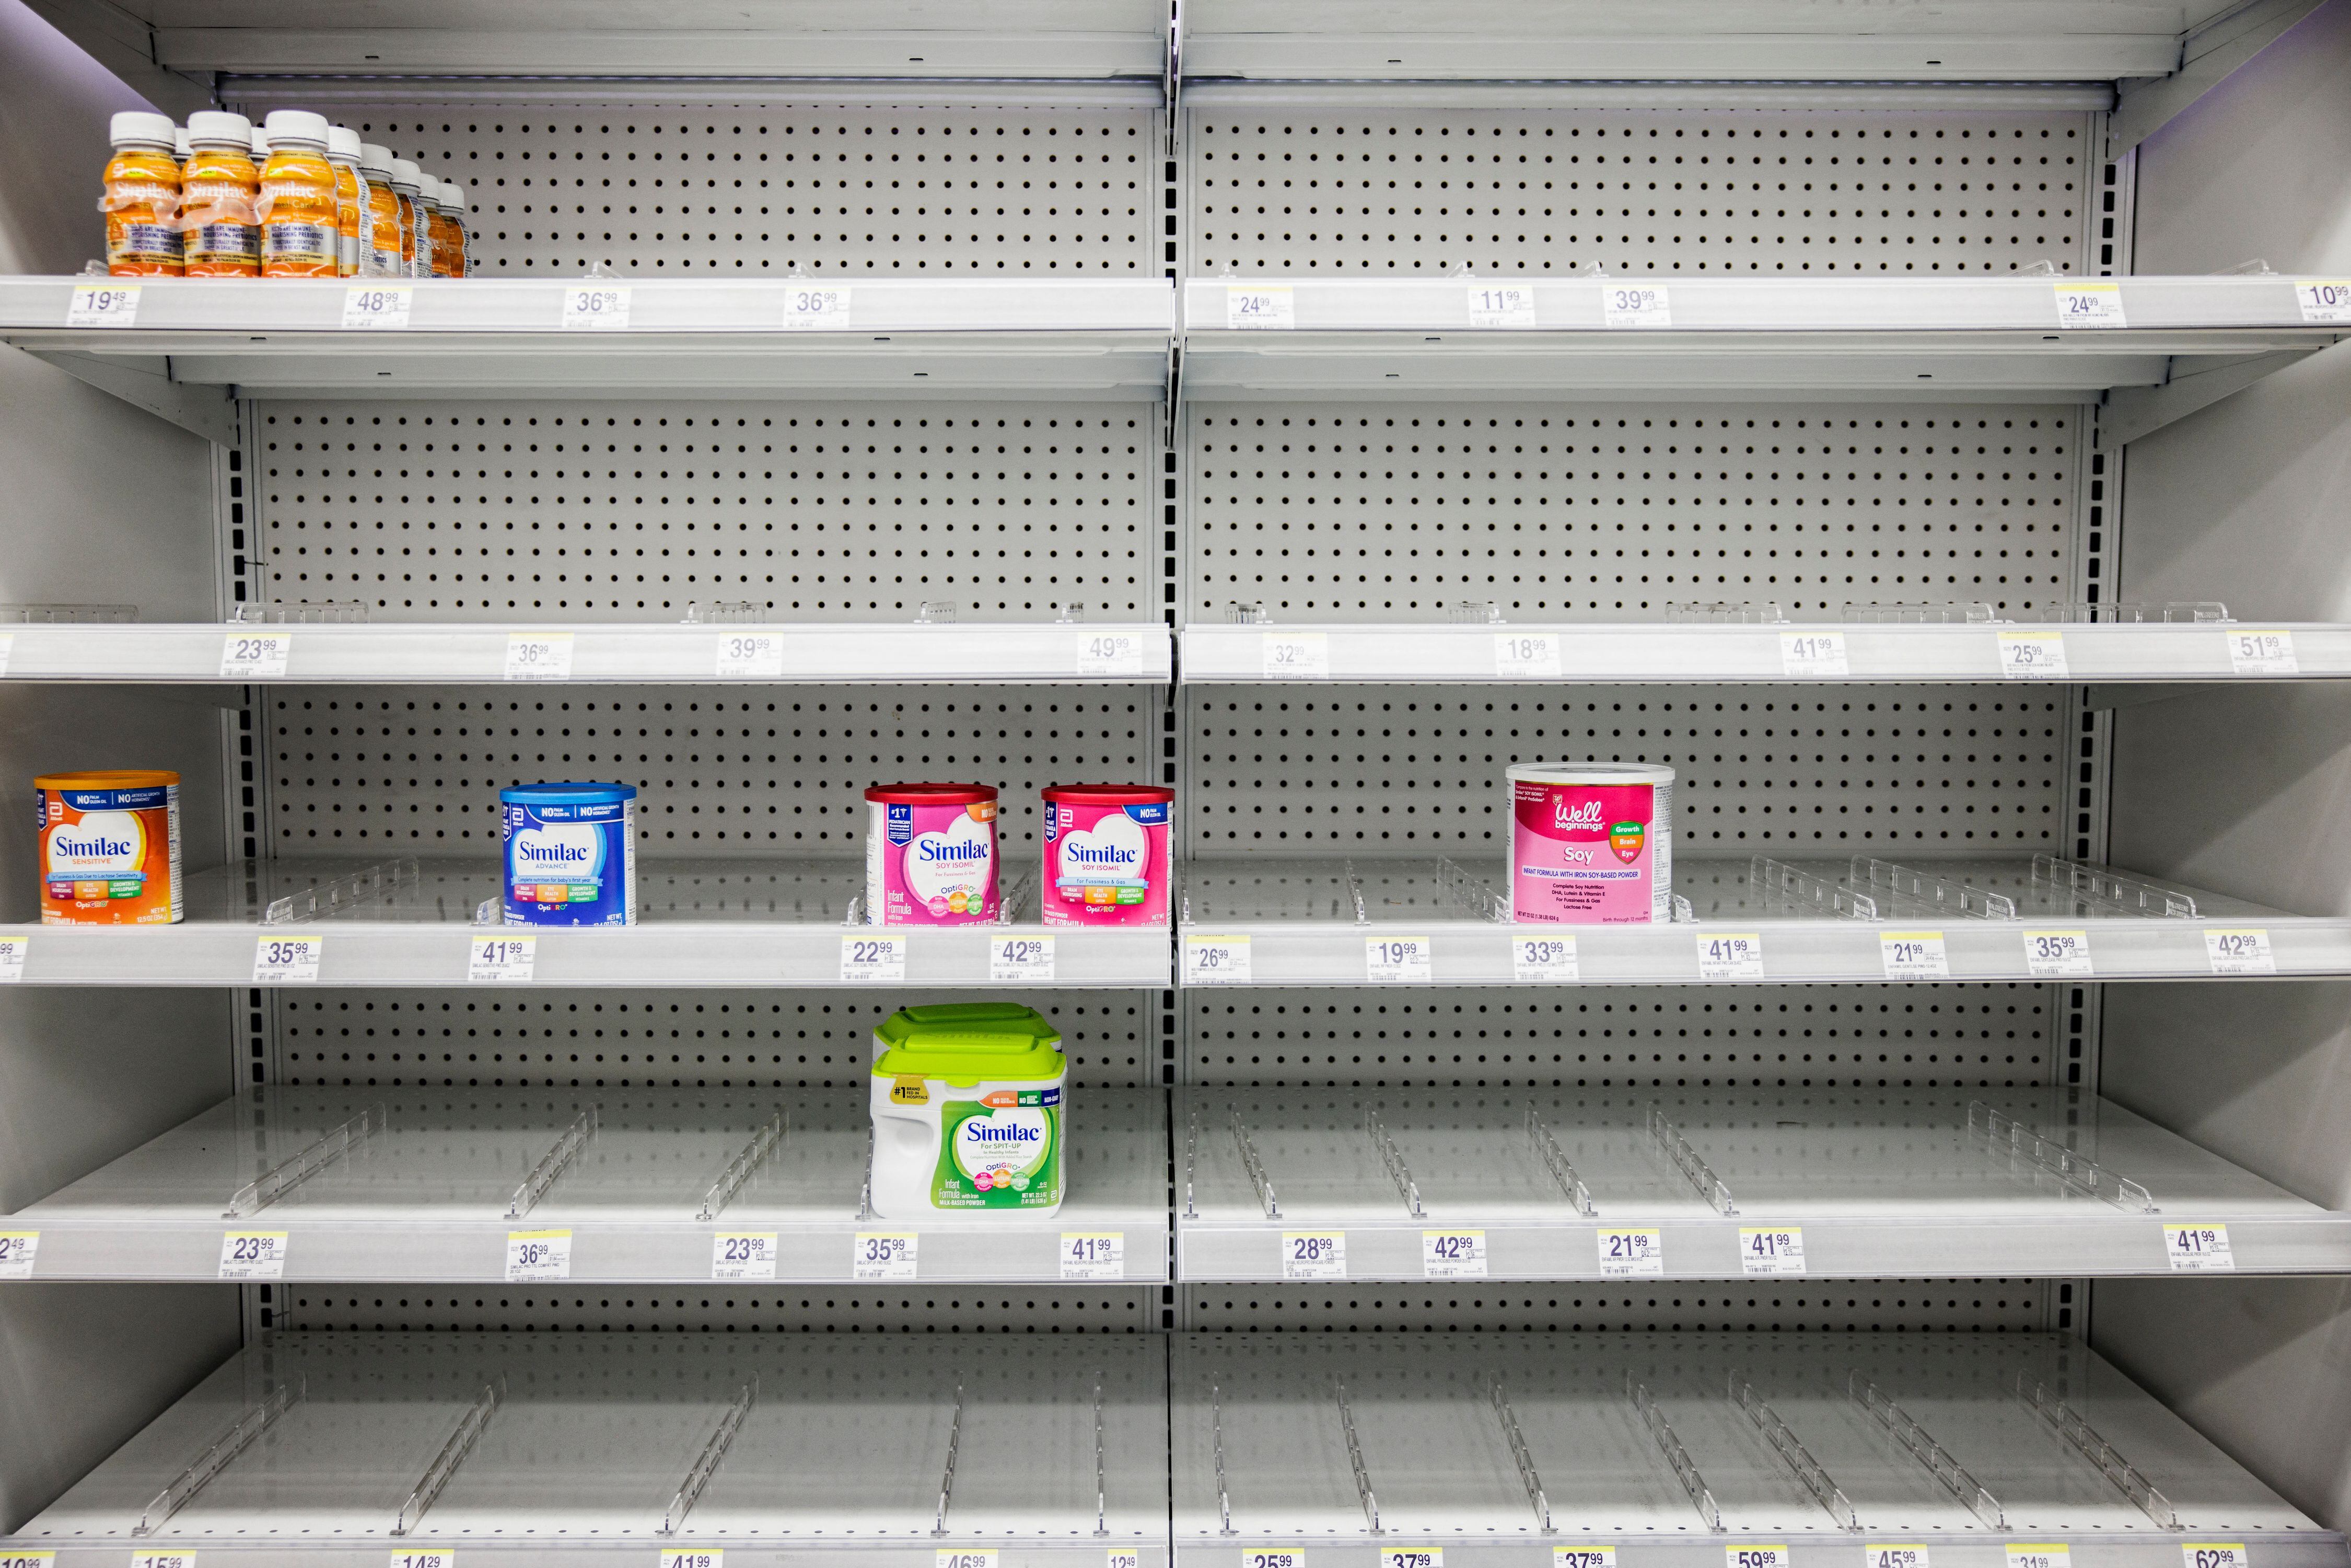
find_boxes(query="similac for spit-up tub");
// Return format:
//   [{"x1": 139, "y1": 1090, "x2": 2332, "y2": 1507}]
[
  {"x1": 1040, "y1": 783, "x2": 1172, "y2": 926},
  {"x1": 868, "y1": 1003, "x2": 1065, "y2": 1219},
  {"x1": 1508, "y1": 762, "x2": 1674, "y2": 924},
  {"x1": 864, "y1": 783, "x2": 999, "y2": 925}
]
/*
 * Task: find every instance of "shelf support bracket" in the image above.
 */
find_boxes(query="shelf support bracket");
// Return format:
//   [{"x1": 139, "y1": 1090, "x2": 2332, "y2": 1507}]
[
  {"x1": 2104, "y1": 349, "x2": 2329, "y2": 447},
  {"x1": 1729, "y1": 1372, "x2": 1859, "y2": 1532},
  {"x1": 1489, "y1": 1373, "x2": 1553, "y2": 1532},
  {"x1": 393, "y1": 1377, "x2": 503, "y2": 1537},
  {"x1": 25, "y1": 350, "x2": 238, "y2": 447},
  {"x1": 2018, "y1": 1374, "x2": 2181, "y2": 1529},
  {"x1": 224, "y1": 1102, "x2": 387, "y2": 1217},
  {"x1": 1626, "y1": 1372, "x2": 1721, "y2": 1532},
  {"x1": 661, "y1": 1375, "x2": 756, "y2": 1536},
  {"x1": 135, "y1": 1373, "x2": 306, "y2": 1536},
  {"x1": 1849, "y1": 1373, "x2": 2004, "y2": 1529},
  {"x1": 2111, "y1": 0, "x2": 2332, "y2": 154}
]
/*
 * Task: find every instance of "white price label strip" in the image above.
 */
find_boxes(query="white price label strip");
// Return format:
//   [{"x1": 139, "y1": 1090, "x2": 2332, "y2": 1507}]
[
  {"x1": 1226, "y1": 284, "x2": 1294, "y2": 329},
  {"x1": 506, "y1": 1228, "x2": 572, "y2": 1281},
  {"x1": 661, "y1": 1551, "x2": 723, "y2": 1568},
  {"x1": 2008, "y1": 1546, "x2": 2071, "y2": 1568},
  {"x1": 715, "y1": 631, "x2": 784, "y2": 678},
  {"x1": 221, "y1": 630, "x2": 290, "y2": 679},
  {"x1": 2054, "y1": 281, "x2": 2126, "y2": 328},
  {"x1": 1697, "y1": 932, "x2": 1764, "y2": 980},
  {"x1": 132, "y1": 1553, "x2": 198, "y2": 1568},
  {"x1": 2295, "y1": 280, "x2": 2351, "y2": 323},
  {"x1": 390, "y1": 1553, "x2": 455, "y2": 1568},
  {"x1": 341, "y1": 283, "x2": 411, "y2": 329},
  {"x1": 783, "y1": 285, "x2": 852, "y2": 329},
  {"x1": 938, "y1": 1553, "x2": 996, "y2": 1568},
  {"x1": 1868, "y1": 1548, "x2": 1930, "y2": 1568},
  {"x1": 1998, "y1": 630, "x2": 2069, "y2": 679},
  {"x1": 990, "y1": 934, "x2": 1055, "y2": 983},
  {"x1": 1386, "y1": 1552, "x2": 1444, "y2": 1568},
  {"x1": 2205, "y1": 928, "x2": 2275, "y2": 975},
  {"x1": 854, "y1": 1230, "x2": 917, "y2": 1280},
  {"x1": 1422, "y1": 1229, "x2": 1486, "y2": 1278},
  {"x1": 1779, "y1": 629, "x2": 1849, "y2": 677},
  {"x1": 1555, "y1": 1551, "x2": 1616, "y2": 1568},
  {"x1": 1513, "y1": 934, "x2": 1578, "y2": 982},
  {"x1": 1246, "y1": 1552, "x2": 1302, "y2": 1568},
  {"x1": 1061, "y1": 1231, "x2": 1125, "y2": 1280},
  {"x1": 467, "y1": 934, "x2": 536, "y2": 983},
  {"x1": 1495, "y1": 631, "x2": 1561, "y2": 678},
  {"x1": 1599, "y1": 1226, "x2": 1663, "y2": 1277},
  {"x1": 561, "y1": 284, "x2": 631, "y2": 330},
  {"x1": 841, "y1": 934, "x2": 907, "y2": 983},
  {"x1": 219, "y1": 1230, "x2": 288, "y2": 1279},
  {"x1": 1879, "y1": 930, "x2": 1950, "y2": 980},
  {"x1": 504, "y1": 631, "x2": 574, "y2": 680},
  {"x1": 0, "y1": 1231, "x2": 38, "y2": 1280},
  {"x1": 0, "y1": 936, "x2": 26, "y2": 984},
  {"x1": 1467, "y1": 284, "x2": 1535, "y2": 328},
  {"x1": 1185, "y1": 934, "x2": 1252, "y2": 985},
  {"x1": 1281, "y1": 1230, "x2": 1346, "y2": 1280},
  {"x1": 2184, "y1": 1547, "x2": 2249, "y2": 1568},
  {"x1": 2226, "y1": 629, "x2": 2297, "y2": 675},
  {"x1": 1739, "y1": 1225, "x2": 1806, "y2": 1276},
  {"x1": 1604, "y1": 284, "x2": 1671, "y2": 328},
  {"x1": 1729, "y1": 1548, "x2": 1790, "y2": 1568},
  {"x1": 66, "y1": 282, "x2": 141, "y2": 327},
  {"x1": 253, "y1": 935, "x2": 323, "y2": 984},
  {"x1": 1078, "y1": 631, "x2": 1146, "y2": 677},
  {"x1": 1366, "y1": 934, "x2": 1433, "y2": 984},
  {"x1": 1262, "y1": 630, "x2": 1328, "y2": 678},
  {"x1": 2165, "y1": 1222, "x2": 2235, "y2": 1272},
  {"x1": 2023, "y1": 929, "x2": 2093, "y2": 978},
  {"x1": 1109, "y1": 1554, "x2": 1142, "y2": 1568},
  {"x1": 711, "y1": 1232, "x2": 777, "y2": 1281},
  {"x1": 0, "y1": 1555, "x2": 55, "y2": 1568}
]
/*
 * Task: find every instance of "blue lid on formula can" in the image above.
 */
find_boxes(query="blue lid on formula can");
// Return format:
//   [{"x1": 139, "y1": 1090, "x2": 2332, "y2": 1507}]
[
  {"x1": 500, "y1": 782, "x2": 638, "y2": 926},
  {"x1": 500, "y1": 782, "x2": 637, "y2": 808}
]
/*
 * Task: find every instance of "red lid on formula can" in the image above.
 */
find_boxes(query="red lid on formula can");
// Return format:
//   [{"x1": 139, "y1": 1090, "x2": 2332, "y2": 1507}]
[
  {"x1": 865, "y1": 782, "x2": 997, "y2": 805},
  {"x1": 1041, "y1": 783, "x2": 1174, "y2": 805}
]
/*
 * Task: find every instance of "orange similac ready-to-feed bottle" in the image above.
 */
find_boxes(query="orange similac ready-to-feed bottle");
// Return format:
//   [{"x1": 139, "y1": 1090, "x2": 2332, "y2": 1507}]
[
  {"x1": 257, "y1": 110, "x2": 339, "y2": 277},
  {"x1": 38, "y1": 771, "x2": 183, "y2": 925},
  {"x1": 426, "y1": 181, "x2": 461, "y2": 277},
  {"x1": 178, "y1": 110, "x2": 260, "y2": 276},
  {"x1": 390, "y1": 159, "x2": 429, "y2": 276},
  {"x1": 325, "y1": 124, "x2": 364, "y2": 276},
  {"x1": 357, "y1": 143, "x2": 404, "y2": 277},
  {"x1": 100, "y1": 111, "x2": 182, "y2": 276}
]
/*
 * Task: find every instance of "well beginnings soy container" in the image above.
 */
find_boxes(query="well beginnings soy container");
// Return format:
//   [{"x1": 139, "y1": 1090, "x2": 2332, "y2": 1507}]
[{"x1": 868, "y1": 1003, "x2": 1065, "y2": 1220}]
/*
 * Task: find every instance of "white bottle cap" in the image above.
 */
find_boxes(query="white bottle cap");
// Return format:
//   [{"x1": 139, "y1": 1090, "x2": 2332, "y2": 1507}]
[
  {"x1": 184, "y1": 109, "x2": 253, "y2": 149},
  {"x1": 389, "y1": 158, "x2": 423, "y2": 193},
  {"x1": 249, "y1": 127, "x2": 271, "y2": 158},
  {"x1": 174, "y1": 128, "x2": 191, "y2": 159},
  {"x1": 358, "y1": 143, "x2": 393, "y2": 178},
  {"x1": 108, "y1": 110, "x2": 177, "y2": 148},
  {"x1": 262, "y1": 109, "x2": 330, "y2": 149},
  {"x1": 327, "y1": 125, "x2": 362, "y2": 162},
  {"x1": 440, "y1": 180, "x2": 467, "y2": 212}
]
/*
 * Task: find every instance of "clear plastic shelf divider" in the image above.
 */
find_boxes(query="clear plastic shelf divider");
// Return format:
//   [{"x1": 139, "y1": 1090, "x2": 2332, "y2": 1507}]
[
  {"x1": 696, "y1": 1107, "x2": 786, "y2": 1222},
  {"x1": 932, "y1": 1377, "x2": 965, "y2": 1537},
  {"x1": 1231, "y1": 1108, "x2": 1280, "y2": 1218},
  {"x1": 1648, "y1": 1104, "x2": 1738, "y2": 1215},
  {"x1": 1363, "y1": 1104, "x2": 1426, "y2": 1217},
  {"x1": 1627, "y1": 1371, "x2": 1721, "y2": 1532},
  {"x1": 2031, "y1": 854, "x2": 2199, "y2": 918},
  {"x1": 1750, "y1": 855, "x2": 1880, "y2": 921},
  {"x1": 660, "y1": 1375, "x2": 756, "y2": 1536},
  {"x1": 392, "y1": 1376, "x2": 502, "y2": 1537},
  {"x1": 1527, "y1": 1106, "x2": 1598, "y2": 1216},
  {"x1": 0, "y1": 601, "x2": 137, "y2": 623},
  {"x1": 261, "y1": 856, "x2": 424, "y2": 925},
  {"x1": 1332, "y1": 1375, "x2": 1382, "y2": 1536},
  {"x1": 228, "y1": 600, "x2": 367, "y2": 624},
  {"x1": 1211, "y1": 1377, "x2": 1237, "y2": 1537},
  {"x1": 1093, "y1": 1372, "x2": 1111, "y2": 1537},
  {"x1": 2017, "y1": 1373, "x2": 2181, "y2": 1530},
  {"x1": 1969, "y1": 1100, "x2": 2158, "y2": 1212},
  {"x1": 1851, "y1": 856, "x2": 2018, "y2": 920},
  {"x1": 134, "y1": 1372, "x2": 306, "y2": 1536},
  {"x1": 504, "y1": 1104, "x2": 599, "y2": 1220},
  {"x1": 1729, "y1": 1370, "x2": 1860, "y2": 1531},
  {"x1": 1489, "y1": 1371, "x2": 1554, "y2": 1532},
  {"x1": 1848, "y1": 1371, "x2": 2006, "y2": 1529},
  {"x1": 222, "y1": 1102, "x2": 388, "y2": 1218}
]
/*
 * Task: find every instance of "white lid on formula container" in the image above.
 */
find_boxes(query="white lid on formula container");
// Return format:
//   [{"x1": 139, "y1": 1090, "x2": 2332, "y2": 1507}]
[
  {"x1": 248, "y1": 126, "x2": 271, "y2": 159},
  {"x1": 358, "y1": 143, "x2": 393, "y2": 179},
  {"x1": 1506, "y1": 762, "x2": 1677, "y2": 786},
  {"x1": 438, "y1": 180, "x2": 466, "y2": 212},
  {"x1": 109, "y1": 111, "x2": 176, "y2": 149},
  {"x1": 389, "y1": 158, "x2": 423, "y2": 194},
  {"x1": 174, "y1": 127, "x2": 191, "y2": 159},
  {"x1": 184, "y1": 110, "x2": 252, "y2": 149},
  {"x1": 326, "y1": 125, "x2": 362, "y2": 163},
  {"x1": 262, "y1": 109, "x2": 329, "y2": 149}
]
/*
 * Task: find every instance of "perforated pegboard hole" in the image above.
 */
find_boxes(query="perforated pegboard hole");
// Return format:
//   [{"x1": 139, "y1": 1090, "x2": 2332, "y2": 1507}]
[{"x1": 276, "y1": 1290, "x2": 1157, "y2": 1333}]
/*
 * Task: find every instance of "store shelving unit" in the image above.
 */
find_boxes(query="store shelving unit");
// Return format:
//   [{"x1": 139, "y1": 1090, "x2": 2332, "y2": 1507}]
[
  {"x1": 1177, "y1": 1085, "x2": 2345, "y2": 1280},
  {"x1": 8, "y1": 1084, "x2": 1167, "y2": 1283}
]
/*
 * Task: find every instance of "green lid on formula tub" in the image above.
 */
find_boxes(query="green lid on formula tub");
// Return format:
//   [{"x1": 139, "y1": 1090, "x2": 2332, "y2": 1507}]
[{"x1": 872, "y1": 1003, "x2": 1063, "y2": 1084}]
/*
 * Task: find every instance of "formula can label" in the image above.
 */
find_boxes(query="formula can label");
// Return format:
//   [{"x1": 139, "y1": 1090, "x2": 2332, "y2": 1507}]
[
  {"x1": 1512, "y1": 777, "x2": 1672, "y2": 924},
  {"x1": 1042, "y1": 797, "x2": 1171, "y2": 926},
  {"x1": 932, "y1": 1088, "x2": 1063, "y2": 1209},
  {"x1": 39, "y1": 781, "x2": 182, "y2": 925},
  {"x1": 502, "y1": 795, "x2": 637, "y2": 926},
  {"x1": 866, "y1": 797, "x2": 998, "y2": 925}
]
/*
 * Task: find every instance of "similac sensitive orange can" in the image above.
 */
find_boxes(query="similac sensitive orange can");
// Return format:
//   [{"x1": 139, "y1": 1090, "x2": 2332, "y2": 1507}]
[{"x1": 38, "y1": 771, "x2": 182, "y2": 925}]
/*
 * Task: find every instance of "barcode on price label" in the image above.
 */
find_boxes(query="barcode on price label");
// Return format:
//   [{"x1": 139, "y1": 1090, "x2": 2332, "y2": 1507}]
[
  {"x1": 2008, "y1": 1546, "x2": 2070, "y2": 1568},
  {"x1": 1366, "y1": 935, "x2": 1433, "y2": 984},
  {"x1": 1468, "y1": 284, "x2": 1535, "y2": 328},
  {"x1": 1599, "y1": 1227, "x2": 1664, "y2": 1277},
  {"x1": 1262, "y1": 630, "x2": 1329, "y2": 678},
  {"x1": 341, "y1": 284, "x2": 410, "y2": 329},
  {"x1": 711, "y1": 1232, "x2": 777, "y2": 1281},
  {"x1": 253, "y1": 935, "x2": 323, "y2": 984},
  {"x1": 1868, "y1": 1547, "x2": 1930, "y2": 1568},
  {"x1": 1495, "y1": 631, "x2": 1561, "y2": 678},
  {"x1": 1697, "y1": 932, "x2": 1765, "y2": 980},
  {"x1": 783, "y1": 285, "x2": 852, "y2": 328},
  {"x1": 1422, "y1": 1230, "x2": 1486, "y2": 1278},
  {"x1": 221, "y1": 631, "x2": 290, "y2": 678},
  {"x1": 561, "y1": 284, "x2": 630, "y2": 330},
  {"x1": 2023, "y1": 930, "x2": 2093, "y2": 978},
  {"x1": 841, "y1": 934, "x2": 907, "y2": 983},
  {"x1": 504, "y1": 631, "x2": 574, "y2": 680},
  {"x1": 1184, "y1": 935, "x2": 1252, "y2": 985},
  {"x1": 1739, "y1": 1226, "x2": 1806, "y2": 1275},
  {"x1": 1513, "y1": 934, "x2": 1578, "y2": 982},
  {"x1": 2183, "y1": 1547, "x2": 2249, "y2": 1568},
  {"x1": 2295, "y1": 280, "x2": 2351, "y2": 323},
  {"x1": 1078, "y1": 631, "x2": 1146, "y2": 677},
  {"x1": 1779, "y1": 630, "x2": 1849, "y2": 677},
  {"x1": 1281, "y1": 1230, "x2": 1346, "y2": 1279},
  {"x1": 468, "y1": 934, "x2": 536, "y2": 983},
  {"x1": 991, "y1": 934, "x2": 1055, "y2": 983},
  {"x1": 2205, "y1": 928, "x2": 2275, "y2": 975},
  {"x1": 506, "y1": 1228, "x2": 572, "y2": 1281},
  {"x1": 1879, "y1": 931, "x2": 1950, "y2": 980},
  {"x1": 1061, "y1": 1231, "x2": 1125, "y2": 1280},
  {"x1": 1603, "y1": 284, "x2": 1671, "y2": 327},
  {"x1": 219, "y1": 1230, "x2": 288, "y2": 1279},
  {"x1": 0, "y1": 1231, "x2": 39, "y2": 1280},
  {"x1": 0, "y1": 936, "x2": 27, "y2": 984},
  {"x1": 1998, "y1": 630, "x2": 2069, "y2": 679},
  {"x1": 715, "y1": 631, "x2": 784, "y2": 678},
  {"x1": 2054, "y1": 281, "x2": 2126, "y2": 327},
  {"x1": 661, "y1": 1551, "x2": 722, "y2": 1568},
  {"x1": 66, "y1": 283, "x2": 141, "y2": 327},
  {"x1": 2226, "y1": 630, "x2": 2298, "y2": 675},
  {"x1": 1554, "y1": 1551, "x2": 1615, "y2": 1568},
  {"x1": 1227, "y1": 284, "x2": 1294, "y2": 329},
  {"x1": 2164, "y1": 1223, "x2": 2234, "y2": 1272},
  {"x1": 854, "y1": 1231, "x2": 917, "y2": 1280}
]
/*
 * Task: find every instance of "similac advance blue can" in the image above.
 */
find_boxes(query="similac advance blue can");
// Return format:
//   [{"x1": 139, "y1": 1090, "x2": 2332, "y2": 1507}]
[{"x1": 499, "y1": 783, "x2": 638, "y2": 927}]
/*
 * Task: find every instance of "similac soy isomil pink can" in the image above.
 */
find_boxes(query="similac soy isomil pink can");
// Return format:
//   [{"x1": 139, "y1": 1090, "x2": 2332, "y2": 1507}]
[
  {"x1": 865, "y1": 783, "x2": 1000, "y2": 925},
  {"x1": 1508, "y1": 762, "x2": 1674, "y2": 924},
  {"x1": 1040, "y1": 784, "x2": 1173, "y2": 926}
]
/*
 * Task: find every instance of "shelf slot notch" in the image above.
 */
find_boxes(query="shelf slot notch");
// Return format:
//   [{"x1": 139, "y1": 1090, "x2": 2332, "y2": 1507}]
[
  {"x1": 1647, "y1": 1105, "x2": 1737, "y2": 1215},
  {"x1": 505, "y1": 1104, "x2": 599, "y2": 1219},
  {"x1": 1848, "y1": 1372, "x2": 2004, "y2": 1529},
  {"x1": 1527, "y1": 1107, "x2": 1597, "y2": 1216},
  {"x1": 1626, "y1": 1372, "x2": 1721, "y2": 1532},
  {"x1": 1970, "y1": 1101, "x2": 2157, "y2": 1212},
  {"x1": 661, "y1": 1375, "x2": 757, "y2": 1536},
  {"x1": 2018, "y1": 1374, "x2": 2181, "y2": 1530},
  {"x1": 1489, "y1": 1372, "x2": 1553, "y2": 1532},
  {"x1": 135, "y1": 1373, "x2": 306, "y2": 1536},
  {"x1": 1363, "y1": 1104, "x2": 1425, "y2": 1217},
  {"x1": 696, "y1": 1108, "x2": 786, "y2": 1222},
  {"x1": 1332, "y1": 1376, "x2": 1382, "y2": 1535},
  {"x1": 393, "y1": 1376, "x2": 503, "y2": 1537},
  {"x1": 223, "y1": 1102, "x2": 387, "y2": 1217},
  {"x1": 1729, "y1": 1370, "x2": 1859, "y2": 1532}
]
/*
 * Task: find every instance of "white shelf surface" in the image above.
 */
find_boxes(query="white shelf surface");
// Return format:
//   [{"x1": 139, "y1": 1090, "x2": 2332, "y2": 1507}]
[
  {"x1": 0, "y1": 276, "x2": 1175, "y2": 399},
  {"x1": 1178, "y1": 276, "x2": 2346, "y2": 400},
  {"x1": 4, "y1": 620, "x2": 1171, "y2": 685},
  {"x1": 1177, "y1": 853, "x2": 2345, "y2": 985},
  {"x1": 1180, "y1": 620, "x2": 2351, "y2": 684},
  {"x1": 1177, "y1": 1084, "x2": 2346, "y2": 1280},
  {"x1": 9, "y1": 1085, "x2": 1166, "y2": 1284},
  {"x1": 1174, "y1": 1332, "x2": 2345, "y2": 1563},
  {"x1": 5, "y1": 1333, "x2": 1171, "y2": 1564},
  {"x1": 5, "y1": 857, "x2": 1170, "y2": 988}
]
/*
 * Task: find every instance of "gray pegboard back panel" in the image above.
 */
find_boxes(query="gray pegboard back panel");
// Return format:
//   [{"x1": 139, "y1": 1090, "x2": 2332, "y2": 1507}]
[
  {"x1": 1186, "y1": 687, "x2": 2064, "y2": 853},
  {"x1": 1188, "y1": 403, "x2": 2076, "y2": 621},
  {"x1": 1186, "y1": 98, "x2": 2095, "y2": 275},
  {"x1": 1180, "y1": 1282, "x2": 2047, "y2": 1332},
  {"x1": 276, "y1": 988, "x2": 1154, "y2": 1088},
  {"x1": 215, "y1": 94, "x2": 1158, "y2": 276},
  {"x1": 269, "y1": 1286, "x2": 1160, "y2": 1333},
  {"x1": 1188, "y1": 985, "x2": 2048, "y2": 1088},
  {"x1": 256, "y1": 400, "x2": 1153, "y2": 620},
  {"x1": 265, "y1": 686, "x2": 1154, "y2": 854}
]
